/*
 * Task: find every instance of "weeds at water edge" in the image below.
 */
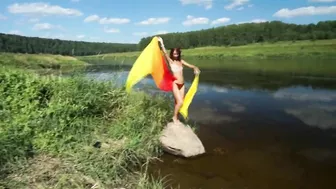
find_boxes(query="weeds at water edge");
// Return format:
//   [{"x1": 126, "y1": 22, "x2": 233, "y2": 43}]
[{"x1": 0, "y1": 67, "x2": 172, "y2": 188}]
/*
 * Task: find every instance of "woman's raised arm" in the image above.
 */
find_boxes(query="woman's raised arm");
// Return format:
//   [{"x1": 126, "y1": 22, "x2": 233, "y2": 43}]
[{"x1": 158, "y1": 37, "x2": 173, "y2": 64}]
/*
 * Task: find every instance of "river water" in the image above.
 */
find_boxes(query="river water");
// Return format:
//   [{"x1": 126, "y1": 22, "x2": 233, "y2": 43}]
[{"x1": 81, "y1": 64, "x2": 336, "y2": 189}]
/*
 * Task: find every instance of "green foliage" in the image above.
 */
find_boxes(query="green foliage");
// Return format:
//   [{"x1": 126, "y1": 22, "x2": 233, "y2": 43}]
[
  {"x1": 139, "y1": 20, "x2": 336, "y2": 50},
  {"x1": 0, "y1": 33, "x2": 137, "y2": 56},
  {"x1": 0, "y1": 68, "x2": 172, "y2": 188}
]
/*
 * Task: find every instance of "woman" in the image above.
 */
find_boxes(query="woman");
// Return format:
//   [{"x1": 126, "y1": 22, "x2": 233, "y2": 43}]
[{"x1": 158, "y1": 37, "x2": 200, "y2": 124}]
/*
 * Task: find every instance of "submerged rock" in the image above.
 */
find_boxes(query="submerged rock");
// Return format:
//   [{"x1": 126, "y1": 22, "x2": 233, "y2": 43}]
[{"x1": 159, "y1": 122, "x2": 205, "y2": 157}]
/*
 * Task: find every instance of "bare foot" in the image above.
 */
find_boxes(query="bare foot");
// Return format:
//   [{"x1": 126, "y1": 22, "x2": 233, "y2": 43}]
[{"x1": 172, "y1": 117, "x2": 181, "y2": 124}]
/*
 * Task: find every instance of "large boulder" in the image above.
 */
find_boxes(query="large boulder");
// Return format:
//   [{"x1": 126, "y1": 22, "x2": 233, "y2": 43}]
[{"x1": 159, "y1": 122, "x2": 205, "y2": 157}]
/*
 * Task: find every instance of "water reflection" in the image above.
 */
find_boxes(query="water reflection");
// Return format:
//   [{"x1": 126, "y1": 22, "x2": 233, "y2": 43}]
[
  {"x1": 82, "y1": 65, "x2": 336, "y2": 189},
  {"x1": 285, "y1": 106, "x2": 336, "y2": 130},
  {"x1": 274, "y1": 87, "x2": 336, "y2": 102},
  {"x1": 222, "y1": 101, "x2": 246, "y2": 113}
]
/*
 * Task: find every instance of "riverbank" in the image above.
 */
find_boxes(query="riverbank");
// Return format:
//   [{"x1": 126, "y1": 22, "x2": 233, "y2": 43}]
[
  {"x1": 1, "y1": 39, "x2": 336, "y2": 78},
  {"x1": 0, "y1": 52, "x2": 88, "y2": 75},
  {"x1": 0, "y1": 67, "x2": 171, "y2": 188},
  {"x1": 80, "y1": 39, "x2": 336, "y2": 61},
  {"x1": 78, "y1": 39, "x2": 336, "y2": 77}
]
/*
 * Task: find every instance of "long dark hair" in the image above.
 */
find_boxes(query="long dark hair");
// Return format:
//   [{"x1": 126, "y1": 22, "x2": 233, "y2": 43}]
[{"x1": 169, "y1": 48, "x2": 181, "y2": 61}]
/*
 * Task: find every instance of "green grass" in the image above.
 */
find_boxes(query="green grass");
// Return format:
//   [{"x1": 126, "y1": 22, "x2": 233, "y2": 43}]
[
  {"x1": 0, "y1": 53, "x2": 88, "y2": 73},
  {"x1": 186, "y1": 39, "x2": 336, "y2": 59},
  {"x1": 79, "y1": 39, "x2": 336, "y2": 61},
  {"x1": 0, "y1": 67, "x2": 173, "y2": 189}
]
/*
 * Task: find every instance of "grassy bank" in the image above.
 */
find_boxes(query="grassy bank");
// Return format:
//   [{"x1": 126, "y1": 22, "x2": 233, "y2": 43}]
[
  {"x1": 2, "y1": 39, "x2": 335, "y2": 77},
  {"x1": 79, "y1": 39, "x2": 336, "y2": 61},
  {"x1": 0, "y1": 67, "x2": 171, "y2": 188},
  {"x1": 0, "y1": 53, "x2": 88, "y2": 74},
  {"x1": 77, "y1": 39, "x2": 336, "y2": 78}
]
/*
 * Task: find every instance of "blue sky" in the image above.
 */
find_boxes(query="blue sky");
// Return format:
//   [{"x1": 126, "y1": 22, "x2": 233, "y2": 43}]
[{"x1": 0, "y1": 0, "x2": 336, "y2": 43}]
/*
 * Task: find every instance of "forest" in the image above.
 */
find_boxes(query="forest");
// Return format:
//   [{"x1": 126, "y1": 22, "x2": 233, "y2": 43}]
[
  {"x1": 139, "y1": 20, "x2": 336, "y2": 49},
  {"x1": 0, "y1": 33, "x2": 138, "y2": 56},
  {"x1": 0, "y1": 20, "x2": 335, "y2": 56}
]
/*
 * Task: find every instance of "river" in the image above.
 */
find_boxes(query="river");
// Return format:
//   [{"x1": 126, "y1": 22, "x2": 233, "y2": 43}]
[{"x1": 80, "y1": 63, "x2": 336, "y2": 189}]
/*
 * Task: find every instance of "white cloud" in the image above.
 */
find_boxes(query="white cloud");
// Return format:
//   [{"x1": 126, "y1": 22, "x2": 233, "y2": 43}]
[
  {"x1": 211, "y1": 17, "x2": 231, "y2": 25},
  {"x1": 77, "y1": 34, "x2": 85, "y2": 39},
  {"x1": 125, "y1": 40, "x2": 139, "y2": 44},
  {"x1": 0, "y1": 14, "x2": 7, "y2": 20},
  {"x1": 84, "y1": 14, "x2": 130, "y2": 24},
  {"x1": 99, "y1": 17, "x2": 130, "y2": 24},
  {"x1": 8, "y1": 30, "x2": 21, "y2": 35},
  {"x1": 137, "y1": 17, "x2": 170, "y2": 25},
  {"x1": 237, "y1": 7, "x2": 244, "y2": 11},
  {"x1": 89, "y1": 36, "x2": 100, "y2": 40},
  {"x1": 104, "y1": 27, "x2": 120, "y2": 33},
  {"x1": 182, "y1": 15, "x2": 209, "y2": 26},
  {"x1": 8, "y1": 3, "x2": 83, "y2": 16},
  {"x1": 237, "y1": 19, "x2": 267, "y2": 24},
  {"x1": 32, "y1": 23, "x2": 63, "y2": 31},
  {"x1": 33, "y1": 23, "x2": 53, "y2": 30},
  {"x1": 153, "y1": 30, "x2": 168, "y2": 35},
  {"x1": 28, "y1": 18, "x2": 39, "y2": 23},
  {"x1": 84, "y1": 15, "x2": 100, "y2": 22},
  {"x1": 132, "y1": 32, "x2": 148, "y2": 36},
  {"x1": 180, "y1": 0, "x2": 213, "y2": 9},
  {"x1": 249, "y1": 19, "x2": 267, "y2": 23},
  {"x1": 224, "y1": 0, "x2": 249, "y2": 10},
  {"x1": 273, "y1": 6, "x2": 336, "y2": 18},
  {"x1": 309, "y1": 0, "x2": 336, "y2": 2}
]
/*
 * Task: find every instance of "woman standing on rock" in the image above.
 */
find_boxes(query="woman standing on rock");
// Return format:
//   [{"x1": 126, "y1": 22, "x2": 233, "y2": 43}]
[{"x1": 157, "y1": 37, "x2": 201, "y2": 124}]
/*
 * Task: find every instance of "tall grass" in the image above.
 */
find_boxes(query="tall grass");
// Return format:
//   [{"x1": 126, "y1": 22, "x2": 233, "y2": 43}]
[{"x1": 0, "y1": 67, "x2": 172, "y2": 188}]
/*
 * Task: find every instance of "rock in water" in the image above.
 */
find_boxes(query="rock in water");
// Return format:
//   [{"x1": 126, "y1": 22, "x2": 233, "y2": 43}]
[{"x1": 159, "y1": 122, "x2": 205, "y2": 157}]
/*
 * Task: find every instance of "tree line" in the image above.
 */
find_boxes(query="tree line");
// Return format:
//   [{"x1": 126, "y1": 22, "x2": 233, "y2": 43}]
[
  {"x1": 0, "y1": 33, "x2": 137, "y2": 56},
  {"x1": 1, "y1": 20, "x2": 335, "y2": 56},
  {"x1": 139, "y1": 20, "x2": 336, "y2": 50}
]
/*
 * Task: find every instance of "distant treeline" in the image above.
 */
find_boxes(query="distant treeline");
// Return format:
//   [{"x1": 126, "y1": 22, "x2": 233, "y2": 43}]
[
  {"x1": 139, "y1": 20, "x2": 336, "y2": 50},
  {"x1": 0, "y1": 33, "x2": 138, "y2": 56},
  {"x1": 1, "y1": 20, "x2": 336, "y2": 56}
]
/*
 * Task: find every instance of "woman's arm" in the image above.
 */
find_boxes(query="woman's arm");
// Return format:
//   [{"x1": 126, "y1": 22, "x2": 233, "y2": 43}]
[
  {"x1": 158, "y1": 38, "x2": 174, "y2": 64},
  {"x1": 163, "y1": 49, "x2": 173, "y2": 64},
  {"x1": 182, "y1": 59, "x2": 200, "y2": 74},
  {"x1": 181, "y1": 59, "x2": 196, "y2": 69}
]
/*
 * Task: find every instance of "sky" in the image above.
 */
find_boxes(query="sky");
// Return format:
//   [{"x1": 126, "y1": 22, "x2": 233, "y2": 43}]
[{"x1": 0, "y1": 0, "x2": 336, "y2": 44}]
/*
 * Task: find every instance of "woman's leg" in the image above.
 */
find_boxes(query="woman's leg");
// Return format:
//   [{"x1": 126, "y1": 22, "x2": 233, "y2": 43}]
[
  {"x1": 180, "y1": 84, "x2": 185, "y2": 101},
  {"x1": 172, "y1": 82, "x2": 183, "y2": 124}
]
